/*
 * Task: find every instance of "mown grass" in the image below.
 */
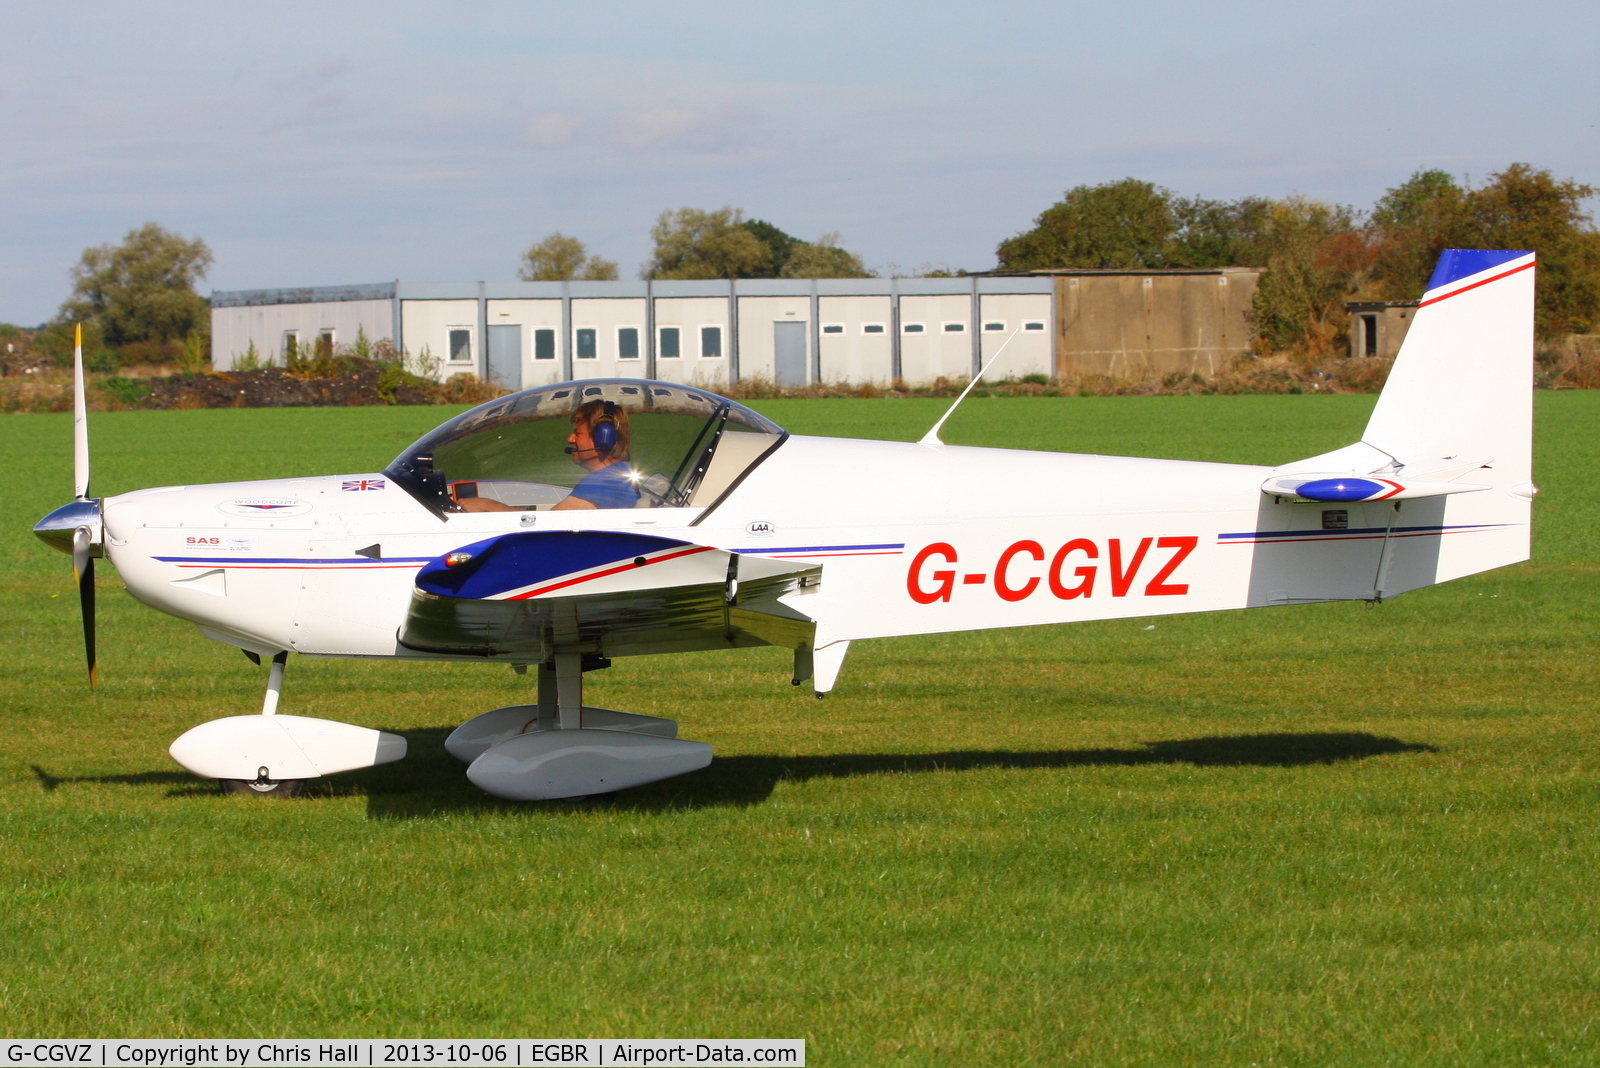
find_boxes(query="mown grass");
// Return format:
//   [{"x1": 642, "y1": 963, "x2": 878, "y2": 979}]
[{"x1": 1, "y1": 393, "x2": 1597, "y2": 1065}]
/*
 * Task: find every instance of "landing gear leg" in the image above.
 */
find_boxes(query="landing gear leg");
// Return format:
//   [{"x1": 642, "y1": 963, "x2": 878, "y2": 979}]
[
  {"x1": 537, "y1": 661, "x2": 558, "y2": 731},
  {"x1": 554, "y1": 651, "x2": 584, "y2": 730},
  {"x1": 219, "y1": 652, "x2": 307, "y2": 799}
]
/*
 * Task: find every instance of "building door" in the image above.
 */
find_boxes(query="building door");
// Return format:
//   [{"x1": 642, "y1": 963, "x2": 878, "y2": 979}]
[
  {"x1": 487, "y1": 325, "x2": 522, "y2": 390},
  {"x1": 1361, "y1": 315, "x2": 1379, "y2": 357},
  {"x1": 774, "y1": 321, "x2": 807, "y2": 388}
]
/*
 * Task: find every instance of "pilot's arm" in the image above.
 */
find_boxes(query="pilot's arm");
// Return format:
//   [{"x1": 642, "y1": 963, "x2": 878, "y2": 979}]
[{"x1": 459, "y1": 496, "x2": 513, "y2": 512}]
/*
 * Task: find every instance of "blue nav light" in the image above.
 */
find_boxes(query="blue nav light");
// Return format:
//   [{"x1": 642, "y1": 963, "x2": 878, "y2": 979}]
[{"x1": 1295, "y1": 478, "x2": 1385, "y2": 502}]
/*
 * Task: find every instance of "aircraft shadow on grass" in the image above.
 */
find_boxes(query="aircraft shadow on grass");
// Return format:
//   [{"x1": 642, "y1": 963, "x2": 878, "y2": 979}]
[
  {"x1": 29, "y1": 731, "x2": 1436, "y2": 815},
  {"x1": 29, "y1": 765, "x2": 194, "y2": 792},
  {"x1": 351, "y1": 728, "x2": 1437, "y2": 819}
]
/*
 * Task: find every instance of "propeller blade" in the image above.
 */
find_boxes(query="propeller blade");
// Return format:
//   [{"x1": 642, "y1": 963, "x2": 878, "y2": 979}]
[
  {"x1": 73, "y1": 525, "x2": 97, "y2": 688},
  {"x1": 73, "y1": 323, "x2": 90, "y2": 500}
]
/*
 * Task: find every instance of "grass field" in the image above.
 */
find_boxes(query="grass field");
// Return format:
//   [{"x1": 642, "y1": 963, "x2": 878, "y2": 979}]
[{"x1": 1, "y1": 393, "x2": 1597, "y2": 1065}]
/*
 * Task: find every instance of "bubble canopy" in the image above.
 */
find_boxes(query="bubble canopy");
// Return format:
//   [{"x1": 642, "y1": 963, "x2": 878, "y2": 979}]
[{"x1": 385, "y1": 379, "x2": 787, "y2": 514}]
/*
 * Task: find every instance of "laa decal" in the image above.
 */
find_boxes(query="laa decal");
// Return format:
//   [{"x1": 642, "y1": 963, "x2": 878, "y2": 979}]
[{"x1": 907, "y1": 537, "x2": 1198, "y2": 604}]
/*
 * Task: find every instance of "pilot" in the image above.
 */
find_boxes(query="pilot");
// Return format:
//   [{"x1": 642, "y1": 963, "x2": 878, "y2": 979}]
[
  {"x1": 455, "y1": 398, "x2": 640, "y2": 512},
  {"x1": 551, "y1": 399, "x2": 640, "y2": 510}
]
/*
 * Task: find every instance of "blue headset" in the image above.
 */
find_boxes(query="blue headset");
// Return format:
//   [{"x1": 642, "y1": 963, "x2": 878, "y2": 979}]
[{"x1": 591, "y1": 401, "x2": 619, "y2": 452}]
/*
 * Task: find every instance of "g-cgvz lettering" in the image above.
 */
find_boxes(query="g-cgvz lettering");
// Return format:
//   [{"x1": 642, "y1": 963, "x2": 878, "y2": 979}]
[{"x1": 908, "y1": 536, "x2": 1197, "y2": 603}]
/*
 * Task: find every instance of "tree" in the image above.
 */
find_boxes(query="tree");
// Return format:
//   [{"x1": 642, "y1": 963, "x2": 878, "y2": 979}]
[
  {"x1": 643, "y1": 207, "x2": 772, "y2": 279},
  {"x1": 1167, "y1": 195, "x2": 1275, "y2": 268},
  {"x1": 1249, "y1": 197, "x2": 1371, "y2": 356},
  {"x1": 518, "y1": 232, "x2": 618, "y2": 281},
  {"x1": 1368, "y1": 164, "x2": 1600, "y2": 338},
  {"x1": 778, "y1": 233, "x2": 872, "y2": 278},
  {"x1": 59, "y1": 223, "x2": 212, "y2": 346},
  {"x1": 1369, "y1": 169, "x2": 1466, "y2": 300},
  {"x1": 995, "y1": 179, "x2": 1176, "y2": 270},
  {"x1": 741, "y1": 219, "x2": 800, "y2": 276},
  {"x1": 1457, "y1": 164, "x2": 1600, "y2": 338}
]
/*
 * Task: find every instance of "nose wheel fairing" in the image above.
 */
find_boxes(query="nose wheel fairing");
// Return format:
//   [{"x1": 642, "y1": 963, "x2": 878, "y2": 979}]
[
  {"x1": 169, "y1": 713, "x2": 408, "y2": 781},
  {"x1": 168, "y1": 652, "x2": 407, "y2": 792}
]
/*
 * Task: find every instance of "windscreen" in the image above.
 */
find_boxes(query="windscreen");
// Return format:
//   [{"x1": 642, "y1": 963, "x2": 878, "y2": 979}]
[{"x1": 384, "y1": 379, "x2": 786, "y2": 513}]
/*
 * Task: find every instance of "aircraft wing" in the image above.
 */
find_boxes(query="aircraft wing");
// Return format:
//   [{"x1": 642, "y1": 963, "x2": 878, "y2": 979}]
[{"x1": 398, "y1": 530, "x2": 821, "y2": 661}]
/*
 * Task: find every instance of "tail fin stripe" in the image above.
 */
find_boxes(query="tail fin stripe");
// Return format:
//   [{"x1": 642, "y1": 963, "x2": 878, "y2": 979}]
[{"x1": 1418, "y1": 259, "x2": 1535, "y2": 308}]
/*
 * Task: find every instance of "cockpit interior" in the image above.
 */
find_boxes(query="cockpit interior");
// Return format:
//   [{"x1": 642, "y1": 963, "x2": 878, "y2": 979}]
[{"x1": 385, "y1": 379, "x2": 787, "y2": 514}]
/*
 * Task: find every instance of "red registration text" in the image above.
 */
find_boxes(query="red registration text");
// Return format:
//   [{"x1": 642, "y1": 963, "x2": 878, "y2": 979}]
[{"x1": 908, "y1": 537, "x2": 1197, "y2": 604}]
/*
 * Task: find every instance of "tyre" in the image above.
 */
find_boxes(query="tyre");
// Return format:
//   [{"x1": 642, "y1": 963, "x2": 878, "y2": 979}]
[{"x1": 219, "y1": 777, "x2": 306, "y2": 798}]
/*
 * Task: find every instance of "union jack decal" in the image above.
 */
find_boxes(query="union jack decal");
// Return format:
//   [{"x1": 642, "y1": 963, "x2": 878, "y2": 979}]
[{"x1": 342, "y1": 479, "x2": 386, "y2": 492}]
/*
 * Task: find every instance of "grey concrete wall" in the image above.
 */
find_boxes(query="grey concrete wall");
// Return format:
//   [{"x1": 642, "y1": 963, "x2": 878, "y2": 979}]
[{"x1": 1051, "y1": 270, "x2": 1260, "y2": 379}]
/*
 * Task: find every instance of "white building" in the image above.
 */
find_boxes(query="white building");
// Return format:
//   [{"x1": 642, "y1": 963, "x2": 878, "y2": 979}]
[{"x1": 209, "y1": 277, "x2": 1057, "y2": 389}]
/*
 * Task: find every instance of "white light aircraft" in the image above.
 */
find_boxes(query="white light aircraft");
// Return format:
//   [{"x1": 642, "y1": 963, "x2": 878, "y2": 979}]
[{"x1": 36, "y1": 249, "x2": 1538, "y2": 800}]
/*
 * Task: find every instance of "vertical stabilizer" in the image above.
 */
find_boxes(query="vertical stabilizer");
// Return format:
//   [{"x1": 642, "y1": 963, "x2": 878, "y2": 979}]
[
  {"x1": 1261, "y1": 249, "x2": 1537, "y2": 603},
  {"x1": 1362, "y1": 249, "x2": 1535, "y2": 485}
]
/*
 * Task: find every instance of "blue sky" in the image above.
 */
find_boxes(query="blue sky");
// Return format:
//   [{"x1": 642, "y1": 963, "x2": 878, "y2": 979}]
[{"x1": 1, "y1": 0, "x2": 1596, "y2": 324}]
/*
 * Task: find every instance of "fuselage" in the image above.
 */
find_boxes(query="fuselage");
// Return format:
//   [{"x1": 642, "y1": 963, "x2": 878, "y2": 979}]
[{"x1": 99, "y1": 431, "x2": 1515, "y2": 661}]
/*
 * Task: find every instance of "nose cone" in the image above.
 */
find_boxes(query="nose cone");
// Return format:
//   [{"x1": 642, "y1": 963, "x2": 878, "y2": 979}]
[{"x1": 34, "y1": 498, "x2": 102, "y2": 555}]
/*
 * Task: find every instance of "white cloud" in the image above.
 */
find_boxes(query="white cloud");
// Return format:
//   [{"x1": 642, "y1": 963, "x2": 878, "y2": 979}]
[
  {"x1": 525, "y1": 112, "x2": 580, "y2": 149},
  {"x1": 606, "y1": 107, "x2": 752, "y2": 154}
]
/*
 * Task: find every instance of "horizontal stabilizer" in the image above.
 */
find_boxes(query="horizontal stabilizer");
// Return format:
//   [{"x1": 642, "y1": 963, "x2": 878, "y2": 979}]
[{"x1": 1261, "y1": 474, "x2": 1490, "y2": 503}]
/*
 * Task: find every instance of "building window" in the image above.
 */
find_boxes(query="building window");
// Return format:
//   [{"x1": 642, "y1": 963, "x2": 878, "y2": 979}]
[
  {"x1": 1023, "y1": 321, "x2": 1045, "y2": 331},
  {"x1": 318, "y1": 329, "x2": 336, "y2": 355},
  {"x1": 701, "y1": 325, "x2": 722, "y2": 358},
  {"x1": 533, "y1": 328, "x2": 555, "y2": 360},
  {"x1": 902, "y1": 323, "x2": 925, "y2": 334},
  {"x1": 659, "y1": 326, "x2": 681, "y2": 358},
  {"x1": 449, "y1": 329, "x2": 472, "y2": 363},
  {"x1": 282, "y1": 331, "x2": 300, "y2": 361},
  {"x1": 862, "y1": 323, "x2": 885, "y2": 334},
  {"x1": 942, "y1": 322, "x2": 965, "y2": 333},
  {"x1": 576, "y1": 328, "x2": 597, "y2": 360},
  {"x1": 984, "y1": 321, "x2": 1005, "y2": 332},
  {"x1": 618, "y1": 327, "x2": 640, "y2": 360},
  {"x1": 822, "y1": 324, "x2": 844, "y2": 334}
]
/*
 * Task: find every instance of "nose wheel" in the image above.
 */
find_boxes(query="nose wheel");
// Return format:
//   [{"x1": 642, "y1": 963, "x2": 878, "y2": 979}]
[{"x1": 220, "y1": 773, "x2": 305, "y2": 798}]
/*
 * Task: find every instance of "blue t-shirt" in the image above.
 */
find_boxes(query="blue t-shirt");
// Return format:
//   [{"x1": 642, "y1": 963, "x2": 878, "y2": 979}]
[{"x1": 568, "y1": 462, "x2": 640, "y2": 509}]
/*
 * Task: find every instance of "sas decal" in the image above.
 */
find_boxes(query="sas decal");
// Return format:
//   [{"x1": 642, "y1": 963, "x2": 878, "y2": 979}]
[{"x1": 181, "y1": 535, "x2": 259, "y2": 553}]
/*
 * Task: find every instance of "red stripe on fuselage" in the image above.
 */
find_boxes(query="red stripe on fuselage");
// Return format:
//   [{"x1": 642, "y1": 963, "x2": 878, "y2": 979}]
[{"x1": 502, "y1": 545, "x2": 717, "y2": 600}]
